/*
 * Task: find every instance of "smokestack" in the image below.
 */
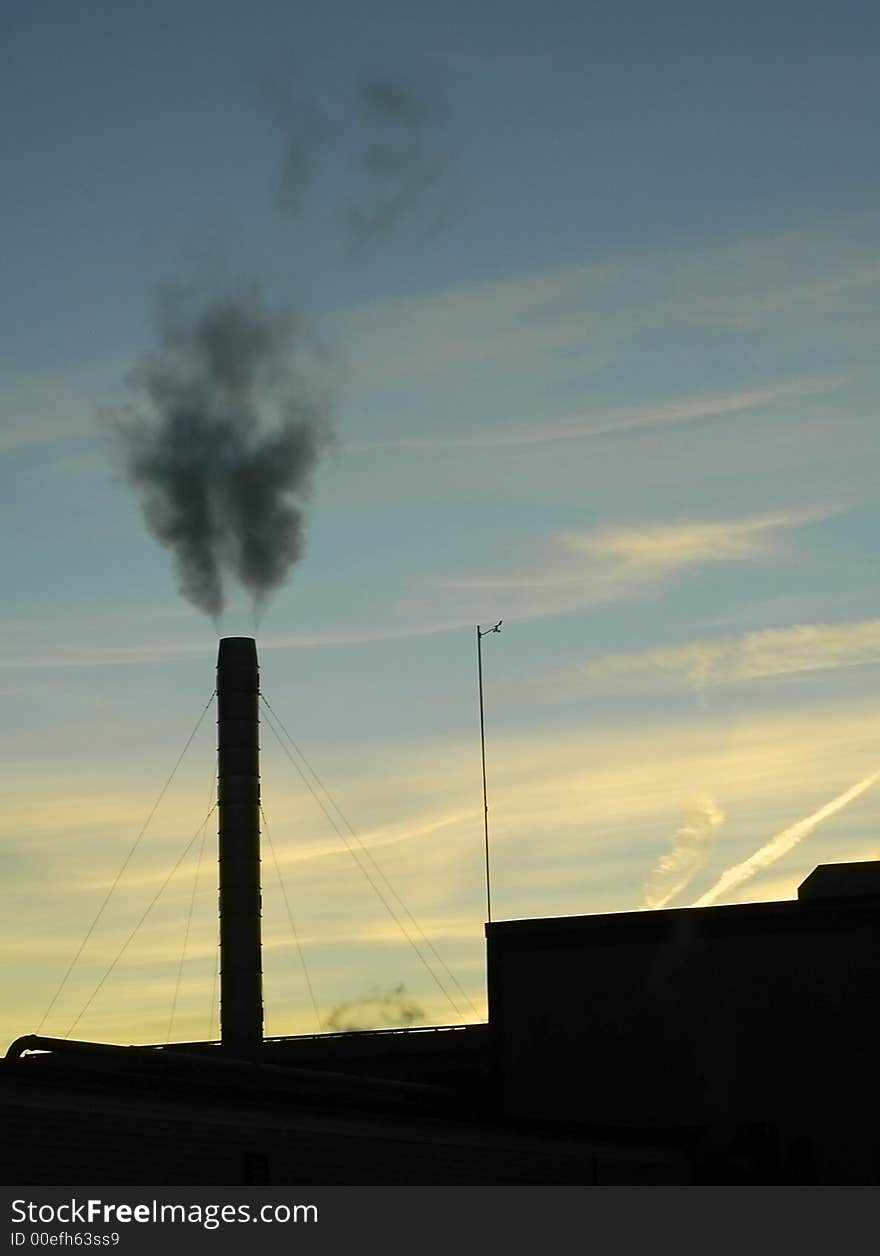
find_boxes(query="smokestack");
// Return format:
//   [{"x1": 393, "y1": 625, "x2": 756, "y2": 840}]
[{"x1": 216, "y1": 637, "x2": 263, "y2": 1054}]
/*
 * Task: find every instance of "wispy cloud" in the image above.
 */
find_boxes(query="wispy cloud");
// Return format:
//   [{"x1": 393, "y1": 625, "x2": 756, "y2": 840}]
[
  {"x1": 338, "y1": 211, "x2": 880, "y2": 392},
  {"x1": 414, "y1": 508, "x2": 827, "y2": 625},
  {"x1": 347, "y1": 376, "x2": 844, "y2": 451},
  {"x1": 0, "y1": 364, "x2": 126, "y2": 453},
  {"x1": 3, "y1": 509, "x2": 826, "y2": 674},
  {"x1": 569, "y1": 511, "x2": 818, "y2": 570},
  {"x1": 0, "y1": 614, "x2": 468, "y2": 672},
  {"x1": 545, "y1": 617, "x2": 880, "y2": 698},
  {"x1": 692, "y1": 770, "x2": 880, "y2": 907}
]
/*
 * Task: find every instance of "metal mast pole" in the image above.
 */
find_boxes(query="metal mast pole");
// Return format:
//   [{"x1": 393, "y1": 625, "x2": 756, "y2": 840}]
[{"x1": 477, "y1": 621, "x2": 502, "y2": 923}]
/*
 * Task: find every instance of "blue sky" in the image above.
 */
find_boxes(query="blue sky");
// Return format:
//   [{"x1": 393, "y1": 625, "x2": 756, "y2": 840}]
[{"x1": 2, "y1": 0, "x2": 880, "y2": 1047}]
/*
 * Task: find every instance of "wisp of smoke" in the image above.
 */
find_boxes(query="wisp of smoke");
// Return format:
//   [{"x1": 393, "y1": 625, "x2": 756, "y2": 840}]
[
  {"x1": 323, "y1": 983, "x2": 425, "y2": 1032},
  {"x1": 265, "y1": 60, "x2": 448, "y2": 247},
  {"x1": 262, "y1": 64, "x2": 338, "y2": 217},
  {"x1": 692, "y1": 769, "x2": 880, "y2": 907},
  {"x1": 642, "y1": 795, "x2": 724, "y2": 910},
  {"x1": 108, "y1": 283, "x2": 331, "y2": 621},
  {"x1": 346, "y1": 74, "x2": 448, "y2": 247}
]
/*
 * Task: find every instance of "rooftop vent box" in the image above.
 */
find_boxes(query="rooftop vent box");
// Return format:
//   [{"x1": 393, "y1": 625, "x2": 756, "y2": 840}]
[{"x1": 798, "y1": 861, "x2": 880, "y2": 901}]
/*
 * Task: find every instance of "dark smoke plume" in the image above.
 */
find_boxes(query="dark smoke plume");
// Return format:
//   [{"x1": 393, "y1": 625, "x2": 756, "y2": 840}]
[
  {"x1": 109, "y1": 283, "x2": 331, "y2": 620},
  {"x1": 345, "y1": 75, "x2": 447, "y2": 247},
  {"x1": 265, "y1": 62, "x2": 449, "y2": 247},
  {"x1": 323, "y1": 983, "x2": 426, "y2": 1032},
  {"x1": 262, "y1": 65, "x2": 338, "y2": 217}
]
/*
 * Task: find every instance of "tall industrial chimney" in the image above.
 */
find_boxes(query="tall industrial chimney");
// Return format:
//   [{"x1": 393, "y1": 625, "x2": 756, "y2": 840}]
[{"x1": 216, "y1": 637, "x2": 263, "y2": 1054}]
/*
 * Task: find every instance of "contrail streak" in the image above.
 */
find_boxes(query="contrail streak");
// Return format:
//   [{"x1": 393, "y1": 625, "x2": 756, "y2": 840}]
[
  {"x1": 692, "y1": 769, "x2": 880, "y2": 907},
  {"x1": 643, "y1": 795, "x2": 724, "y2": 910}
]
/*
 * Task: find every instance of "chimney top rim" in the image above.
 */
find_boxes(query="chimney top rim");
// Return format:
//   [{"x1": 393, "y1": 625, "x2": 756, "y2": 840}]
[{"x1": 217, "y1": 637, "x2": 258, "y2": 667}]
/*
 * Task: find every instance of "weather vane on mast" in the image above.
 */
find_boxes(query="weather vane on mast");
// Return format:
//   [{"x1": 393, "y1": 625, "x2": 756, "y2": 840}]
[{"x1": 477, "y1": 621, "x2": 502, "y2": 922}]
